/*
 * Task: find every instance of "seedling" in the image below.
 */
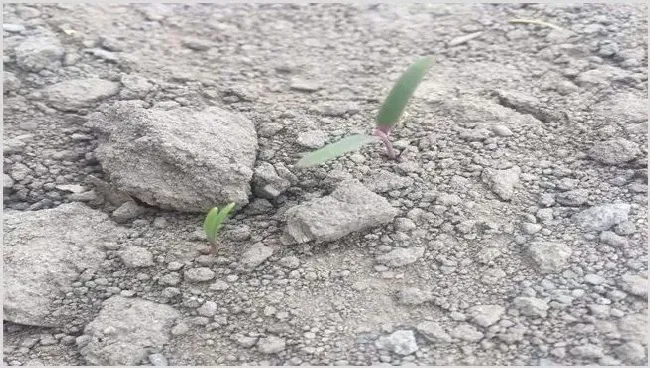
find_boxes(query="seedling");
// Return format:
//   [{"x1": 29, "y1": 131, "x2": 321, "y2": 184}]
[
  {"x1": 296, "y1": 56, "x2": 434, "y2": 168},
  {"x1": 203, "y1": 202, "x2": 235, "y2": 253}
]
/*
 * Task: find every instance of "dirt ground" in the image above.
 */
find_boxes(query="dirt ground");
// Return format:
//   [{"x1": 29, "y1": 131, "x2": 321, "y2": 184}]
[{"x1": 2, "y1": 3, "x2": 648, "y2": 366}]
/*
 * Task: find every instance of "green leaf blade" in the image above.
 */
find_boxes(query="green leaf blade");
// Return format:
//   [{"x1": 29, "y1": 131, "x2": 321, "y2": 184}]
[
  {"x1": 203, "y1": 206, "x2": 221, "y2": 244},
  {"x1": 376, "y1": 56, "x2": 434, "y2": 127},
  {"x1": 203, "y1": 202, "x2": 236, "y2": 244},
  {"x1": 296, "y1": 134, "x2": 379, "y2": 168}
]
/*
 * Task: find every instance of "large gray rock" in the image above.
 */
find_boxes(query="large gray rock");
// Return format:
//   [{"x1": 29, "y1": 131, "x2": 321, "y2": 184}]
[
  {"x1": 3, "y1": 203, "x2": 121, "y2": 327},
  {"x1": 283, "y1": 179, "x2": 398, "y2": 244},
  {"x1": 77, "y1": 296, "x2": 179, "y2": 365},
  {"x1": 90, "y1": 102, "x2": 258, "y2": 212},
  {"x1": 375, "y1": 330, "x2": 419, "y2": 356},
  {"x1": 15, "y1": 35, "x2": 65, "y2": 72},
  {"x1": 41, "y1": 78, "x2": 120, "y2": 111},
  {"x1": 573, "y1": 202, "x2": 630, "y2": 231}
]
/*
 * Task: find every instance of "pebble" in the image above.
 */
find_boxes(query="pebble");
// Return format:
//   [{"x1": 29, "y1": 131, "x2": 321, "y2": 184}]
[
  {"x1": 257, "y1": 335, "x2": 286, "y2": 354},
  {"x1": 513, "y1": 297, "x2": 549, "y2": 317},
  {"x1": 184, "y1": 267, "x2": 215, "y2": 283},
  {"x1": 527, "y1": 242, "x2": 572, "y2": 273},
  {"x1": 375, "y1": 330, "x2": 419, "y2": 356},
  {"x1": 589, "y1": 139, "x2": 640, "y2": 165},
  {"x1": 119, "y1": 246, "x2": 154, "y2": 268},
  {"x1": 297, "y1": 130, "x2": 328, "y2": 149}
]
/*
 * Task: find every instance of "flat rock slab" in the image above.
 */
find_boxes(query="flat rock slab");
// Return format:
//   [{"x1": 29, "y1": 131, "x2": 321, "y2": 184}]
[
  {"x1": 41, "y1": 78, "x2": 120, "y2": 111},
  {"x1": 3, "y1": 203, "x2": 121, "y2": 327},
  {"x1": 283, "y1": 179, "x2": 398, "y2": 244},
  {"x1": 90, "y1": 102, "x2": 258, "y2": 212},
  {"x1": 78, "y1": 296, "x2": 180, "y2": 365}
]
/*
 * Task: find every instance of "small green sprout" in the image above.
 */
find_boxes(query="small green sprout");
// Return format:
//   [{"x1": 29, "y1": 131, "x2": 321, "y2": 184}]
[
  {"x1": 296, "y1": 56, "x2": 433, "y2": 168},
  {"x1": 203, "y1": 202, "x2": 235, "y2": 251}
]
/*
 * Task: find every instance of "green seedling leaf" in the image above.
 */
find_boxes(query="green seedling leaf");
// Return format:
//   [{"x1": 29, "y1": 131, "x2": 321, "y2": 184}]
[
  {"x1": 508, "y1": 18, "x2": 562, "y2": 30},
  {"x1": 376, "y1": 56, "x2": 434, "y2": 128},
  {"x1": 203, "y1": 202, "x2": 236, "y2": 244},
  {"x1": 296, "y1": 134, "x2": 379, "y2": 168}
]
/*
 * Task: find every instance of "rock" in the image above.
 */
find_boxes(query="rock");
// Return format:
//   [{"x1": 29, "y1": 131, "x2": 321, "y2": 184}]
[
  {"x1": 283, "y1": 179, "x2": 398, "y2": 244},
  {"x1": 570, "y1": 344, "x2": 604, "y2": 359},
  {"x1": 41, "y1": 79, "x2": 120, "y2": 111},
  {"x1": 375, "y1": 247, "x2": 425, "y2": 268},
  {"x1": 3, "y1": 24, "x2": 25, "y2": 33},
  {"x1": 55, "y1": 184, "x2": 85, "y2": 193},
  {"x1": 482, "y1": 166, "x2": 521, "y2": 201},
  {"x1": 522, "y1": 223, "x2": 542, "y2": 235},
  {"x1": 363, "y1": 170, "x2": 414, "y2": 193},
  {"x1": 416, "y1": 321, "x2": 451, "y2": 342},
  {"x1": 118, "y1": 246, "x2": 154, "y2": 268},
  {"x1": 618, "y1": 273, "x2": 648, "y2": 298},
  {"x1": 449, "y1": 324, "x2": 484, "y2": 342},
  {"x1": 375, "y1": 330, "x2": 418, "y2": 356},
  {"x1": 396, "y1": 287, "x2": 433, "y2": 305},
  {"x1": 289, "y1": 78, "x2": 321, "y2": 92},
  {"x1": 513, "y1": 297, "x2": 549, "y2": 317},
  {"x1": 78, "y1": 296, "x2": 179, "y2": 365},
  {"x1": 181, "y1": 37, "x2": 212, "y2": 51},
  {"x1": 15, "y1": 35, "x2": 65, "y2": 72},
  {"x1": 120, "y1": 74, "x2": 154, "y2": 99},
  {"x1": 573, "y1": 203, "x2": 630, "y2": 231},
  {"x1": 613, "y1": 342, "x2": 647, "y2": 365},
  {"x1": 3, "y1": 203, "x2": 121, "y2": 327},
  {"x1": 527, "y1": 242, "x2": 572, "y2": 273},
  {"x1": 278, "y1": 255, "x2": 300, "y2": 269},
  {"x1": 297, "y1": 130, "x2": 328, "y2": 149},
  {"x1": 148, "y1": 353, "x2": 169, "y2": 366},
  {"x1": 184, "y1": 267, "x2": 215, "y2": 283},
  {"x1": 112, "y1": 201, "x2": 145, "y2": 223},
  {"x1": 556, "y1": 189, "x2": 589, "y2": 206},
  {"x1": 490, "y1": 124, "x2": 513, "y2": 137},
  {"x1": 593, "y1": 93, "x2": 648, "y2": 125},
  {"x1": 241, "y1": 243, "x2": 273, "y2": 269},
  {"x1": 589, "y1": 139, "x2": 640, "y2": 165},
  {"x1": 468, "y1": 305, "x2": 505, "y2": 327},
  {"x1": 599, "y1": 231, "x2": 627, "y2": 247},
  {"x1": 253, "y1": 162, "x2": 290, "y2": 199},
  {"x1": 257, "y1": 335, "x2": 286, "y2": 354},
  {"x1": 89, "y1": 102, "x2": 258, "y2": 212},
  {"x1": 448, "y1": 31, "x2": 483, "y2": 46},
  {"x1": 3, "y1": 173, "x2": 14, "y2": 194},
  {"x1": 3, "y1": 72, "x2": 21, "y2": 94},
  {"x1": 618, "y1": 314, "x2": 647, "y2": 342},
  {"x1": 197, "y1": 301, "x2": 218, "y2": 317}
]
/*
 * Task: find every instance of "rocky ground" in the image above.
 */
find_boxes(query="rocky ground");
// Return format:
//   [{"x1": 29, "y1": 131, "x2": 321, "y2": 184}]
[{"x1": 2, "y1": 3, "x2": 648, "y2": 366}]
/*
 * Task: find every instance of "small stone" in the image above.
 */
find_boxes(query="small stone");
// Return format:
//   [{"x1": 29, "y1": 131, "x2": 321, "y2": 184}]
[
  {"x1": 527, "y1": 242, "x2": 571, "y2": 273},
  {"x1": 375, "y1": 330, "x2": 418, "y2": 356},
  {"x1": 119, "y1": 246, "x2": 154, "y2": 268},
  {"x1": 257, "y1": 335, "x2": 286, "y2": 354},
  {"x1": 376, "y1": 247, "x2": 425, "y2": 268},
  {"x1": 171, "y1": 323, "x2": 189, "y2": 336},
  {"x1": 41, "y1": 78, "x2": 120, "y2": 111},
  {"x1": 297, "y1": 130, "x2": 328, "y2": 149},
  {"x1": 556, "y1": 189, "x2": 589, "y2": 207},
  {"x1": 416, "y1": 321, "x2": 451, "y2": 342},
  {"x1": 278, "y1": 255, "x2": 300, "y2": 269},
  {"x1": 184, "y1": 267, "x2": 215, "y2": 283},
  {"x1": 209, "y1": 280, "x2": 230, "y2": 291},
  {"x1": 450, "y1": 323, "x2": 484, "y2": 342},
  {"x1": 618, "y1": 314, "x2": 647, "y2": 342},
  {"x1": 513, "y1": 297, "x2": 549, "y2": 317},
  {"x1": 584, "y1": 273, "x2": 605, "y2": 285},
  {"x1": 468, "y1": 304, "x2": 505, "y2": 327},
  {"x1": 589, "y1": 139, "x2": 640, "y2": 165},
  {"x1": 482, "y1": 166, "x2": 521, "y2": 201},
  {"x1": 569, "y1": 344, "x2": 604, "y2": 359},
  {"x1": 197, "y1": 301, "x2": 218, "y2": 317},
  {"x1": 574, "y1": 203, "x2": 630, "y2": 231},
  {"x1": 289, "y1": 78, "x2": 321, "y2": 92},
  {"x1": 613, "y1": 342, "x2": 647, "y2": 364},
  {"x1": 241, "y1": 243, "x2": 273, "y2": 269},
  {"x1": 148, "y1": 353, "x2": 168, "y2": 366},
  {"x1": 236, "y1": 336, "x2": 259, "y2": 348},
  {"x1": 396, "y1": 287, "x2": 433, "y2": 305},
  {"x1": 16, "y1": 35, "x2": 65, "y2": 72},
  {"x1": 490, "y1": 124, "x2": 513, "y2": 137},
  {"x1": 181, "y1": 37, "x2": 212, "y2": 51},
  {"x1": 112, "y1": 201, "x2": 145, "y2": 223},
  {"x1": 599, "y1": 231, "x2": 627, "y2": 247},
  {"x1": 364, "y1": 170, "x2": 414, "y2": 193},
  {"x1": 618, "y1": 273, "x2": 648, "y2": 298},
  {"x1": 159, "y1": 273, "x2": 181, "y2": 286},
  {"x1": 153, "y1": 217, "x2": 168, "y2": 229},
  {"x1": 522, "y1": 223, "x2": 542, "y2": 235}
]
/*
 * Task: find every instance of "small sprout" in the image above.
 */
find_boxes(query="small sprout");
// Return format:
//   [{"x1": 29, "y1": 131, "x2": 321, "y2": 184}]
[
  {"x1": 296, "y1": 134, "x2": 378, "y2": 168},
  {"x1": 203, "y1": 202, "x2": 235, "y2": 251},
  {"x1": 296, "y1": 56, "x2": 433, "y2": 168},
  {"x1": 508, "y1": 18, "x2": 562, "y2": 30}
]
